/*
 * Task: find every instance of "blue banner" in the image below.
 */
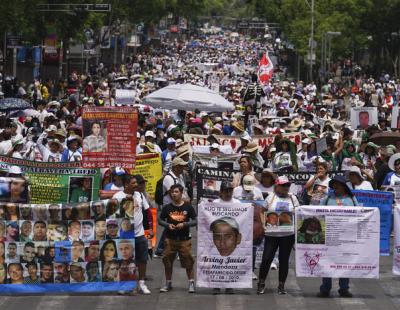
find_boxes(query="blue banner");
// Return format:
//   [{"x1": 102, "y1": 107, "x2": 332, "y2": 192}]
[
  {"x1": 353, "y1": 190, "x2": 393, "y2": 256},
  {"x1": 0, "y1": 281, "x2": 135, "y2": 293}
]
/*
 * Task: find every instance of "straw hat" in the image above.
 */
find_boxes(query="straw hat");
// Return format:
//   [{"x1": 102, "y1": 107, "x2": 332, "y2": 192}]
[
  {"x1": 232, "y1": 121, "x2": 245, "y2": 133},
  {"x1": 243, "y1": 142, "x2": 259, "y2": 153}
]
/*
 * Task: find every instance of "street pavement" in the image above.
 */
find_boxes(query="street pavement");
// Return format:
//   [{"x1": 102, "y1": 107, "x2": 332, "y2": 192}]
[{"x1": 0, "y1": 230, "x2": 399, "y2": 310}]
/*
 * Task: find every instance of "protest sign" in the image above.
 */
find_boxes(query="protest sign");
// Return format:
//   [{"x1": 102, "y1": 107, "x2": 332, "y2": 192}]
[
  {"x1": 196, "y1": 166, "x2": 237, "y2": 202},
  {"x1": 350, "y1": 107, "x2": 378, "y2": 130},
  {"x1": 0, "y1": 200, "x2": 136, "y2": 293},
  {"x1": 197, "y1": 202, "x2": 253, "y2": 288},
  {"x1": 264, "y1": 208, "x2": 294, "y2": 234},
  {"x1": 0, "y1": 156, "x2": 101, "y2": 204},
  {"x1": 130, "y1": 153, "x2": 162, "y2": 200},
  {"x1": 192, "y1": 152, "x2": 240, "y2": 170},
  {"x1": 353, "y1": 190, "x2": 393, "y2": 256},
  {"x1": 184, "y1": 133, "x2": 301, "y2": 152},
  {"x1": 82, "y1": 107, "x2": 138, "y2": 169},
  {"x1": 115, "y1": 89, "x2": 136, "y2": 105},
  {"x1": 393, "y1": 205, "x2": 400, "y2": 275},
  {"x1": 295, "y1": 205, "x2": 380, "y2": 279},
  {"x1": 391, "y1": 106, "x2": 400, "y2": 129}
]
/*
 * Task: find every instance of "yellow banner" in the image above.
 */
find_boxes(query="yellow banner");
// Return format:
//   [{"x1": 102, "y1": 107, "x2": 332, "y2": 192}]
[{"x1": 130, "y1": 153, "x2": 162, "y2": 200}]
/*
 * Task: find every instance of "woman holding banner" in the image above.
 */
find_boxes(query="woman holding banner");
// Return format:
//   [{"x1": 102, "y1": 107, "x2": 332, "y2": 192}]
[
  {"x1": 317, "y1": 175, "x2": 358, "y2": 298},
  {"x1": 257, "y1": 176, "x2": 299, "y2": 295}
]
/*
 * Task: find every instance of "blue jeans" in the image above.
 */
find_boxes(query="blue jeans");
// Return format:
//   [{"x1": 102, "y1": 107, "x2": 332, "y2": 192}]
[{"x1": 320, "y1": 278, "x2": 349, "y2": 293}]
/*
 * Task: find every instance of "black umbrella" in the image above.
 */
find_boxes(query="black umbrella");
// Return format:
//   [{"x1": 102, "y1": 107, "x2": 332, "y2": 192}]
[{"x1": 0, "y1": 98, "x2": 32, "y2": 111}]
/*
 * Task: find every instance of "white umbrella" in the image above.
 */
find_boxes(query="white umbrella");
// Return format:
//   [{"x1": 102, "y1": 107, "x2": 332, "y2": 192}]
[{"x1": 143, "y1": 83, "x2": 234, "y2": 112}]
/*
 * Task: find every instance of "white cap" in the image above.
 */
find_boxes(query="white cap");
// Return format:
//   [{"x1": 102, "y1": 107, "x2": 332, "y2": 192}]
[
  {"x1": 145, "y1": 130, "x2": 156, "y2": 138},
  {"x1": 302, "y1": 138, "x2": 312, "y2": 145},
  {"x1": 210, "y1": 143, "x2": 220, "y2": 150},
  {"x1": 242, "y1": 175, "x2": 256, "y2": 191},
  {"x1": 167, "y1": 137, "x2": 176, "y2": 144},
  {"x1": 240, "y1": 132, "x2": 252, "y2": 142},
  {"x1": 46, "y1": 125, "x2": 57, "y2": 132}
]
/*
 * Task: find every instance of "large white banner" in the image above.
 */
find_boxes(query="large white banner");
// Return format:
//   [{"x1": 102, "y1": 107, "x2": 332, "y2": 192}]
[
  {"x1": 394, "y1": 205, "x2": 400, "y2": 275},
  {"x1": 295, "y1": 205, "x2": 380, "y2": 279},
  {"x1": 196, "y1": 202, "x2": 253, "y2": 288}
]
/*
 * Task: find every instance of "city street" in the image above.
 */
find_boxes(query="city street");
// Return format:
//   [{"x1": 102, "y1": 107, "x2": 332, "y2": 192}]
[{"x1": 0, "y1": 231, "x2": 399, "y2": 310}]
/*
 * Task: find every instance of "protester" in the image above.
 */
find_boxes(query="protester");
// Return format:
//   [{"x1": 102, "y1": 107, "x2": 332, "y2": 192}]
[
  {"x1": 158, "y1": 184, "x2": 197, "y2": 293},
  {"x1": 257, "y1": 176, "x2": 299, "y2": 295},
  {"x1": 318, "y1": 175, "x2": 358, "y2": 298}
]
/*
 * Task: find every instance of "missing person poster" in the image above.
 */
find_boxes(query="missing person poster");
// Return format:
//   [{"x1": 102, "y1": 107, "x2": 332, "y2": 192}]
[
  {"x1": 350, "y1": 107, "x2": 378, "y2": 130},
  {"x1": 0, "y1": 199, "x2": 136, "y2": 293},
  {"x1": 197, "y1": 202, "x2": 253, "y2": 288},
  {"x1": 0, "y1": 156, "x2": 101, "y2": 204},
  {"x1": 130, "y1": 153, "x2": 162, "y2": 200},
  {"x1": 393, "y1": 205, "x2": 400, "y2": 275},
  {"x1": 82, "y1": 107, "x2": 138, "y2": 169},
  {"x1": 295, "y1": 205, "x2": 380, "y2": 279},
  {"x1": 264, "y1": 209, "x2": 294, "y2": 234},
  {"x1": 196, "y1": 167, "x2": 237, "y2": 202},
  {"x1": 352, "y1": 190, "x2": 393, "y2": 256}
]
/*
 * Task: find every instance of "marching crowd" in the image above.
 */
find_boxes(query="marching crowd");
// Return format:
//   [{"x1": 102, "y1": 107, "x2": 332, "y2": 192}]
[{"x1": 0, "y1": 32, "x2": 399, "y2": 297}]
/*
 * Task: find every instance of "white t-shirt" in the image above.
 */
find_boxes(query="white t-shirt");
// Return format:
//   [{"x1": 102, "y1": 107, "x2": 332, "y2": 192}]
[
  {"x1": 346, "y1": 181, "x2": 374, "y2": 191},
  {"x1": 232, "y1": 186, "x2": 264, "y2": 200},
  {"x1": 0, "y1": 140, "x2": 12, "y2": 155},
  {"x1": 112, "y1": 191, "x2": 149, "y2": 237},
  {"x1": 162, "y1": 171, "x2": 187, "y2": 206},
  {"x1": 255, "y1": 184, "x2": 274, "y2": 199}
]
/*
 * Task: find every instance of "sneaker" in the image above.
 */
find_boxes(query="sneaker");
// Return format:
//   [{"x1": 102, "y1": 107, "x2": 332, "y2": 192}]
[
  {"x1": 212, "y1": 288, "x2": 221, "y2": 295},
  {"x1": 225, "y1": 288, "x2": 234, "y2": 294},
  {"x1": 188, "y1": 281, "x2": 195, "y2": 293},
  {"x1": 138, "y1": 282, "x2": 151, "y2": 295},
  {"x1": 252, "y1": 272, "x2": 258, "y2": 280},
  {"x1": 117, "y1": 290, "x2": 126, "y2": 295},
  {"x1": 278, "y1": 286, "x2": 287, "y2": 295},
  {"x1": 270, "y1": 263, "x2": 278, "y2": 270},
  {"x1": 317, "y1": 291, "x2": 330, "y2": 298},
  {"x1": 160, "y1": 282, "x2": 172, "y2": 293},
  {"x1": 338, "y1": 289, "x2": 353, "y2": 298},
  {"x1": 257, "y1": 282, "x2": 266, "y2": 295},
  {"x1": 153, "y1": 253, "x2": 162, "y2": 258}
]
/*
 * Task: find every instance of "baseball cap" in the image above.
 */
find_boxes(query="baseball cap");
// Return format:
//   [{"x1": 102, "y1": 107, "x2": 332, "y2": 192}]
[
  {"x1": 242, "y1": 175, "x2": 256, "y2": 191},
  {"x1": 113, "y1": 167, "x2": 126, "y2": 176},
  {"x1": 275, "y1": 176, "x2": 291, "y2": 185},
  {"x1": 210, "y1": 216, "x2": 239, "y2": 232},
  {"x1": 167, "y1": 137, "x2": 176, "y2": 144},
  {"x1": 107, "y1": 220, "x2": 118, "y2": 226},
  {"x1": 145, "y1": 130, "x2": 156, "y2": 138},
  {"x1": 46, "y1": 125, "x2": 57, "y2": 132}
]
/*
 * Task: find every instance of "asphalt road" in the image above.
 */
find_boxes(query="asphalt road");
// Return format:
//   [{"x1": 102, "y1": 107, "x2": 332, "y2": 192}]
[{"x1": 0, "y1": 228, "x2": 399, "y2": 310}]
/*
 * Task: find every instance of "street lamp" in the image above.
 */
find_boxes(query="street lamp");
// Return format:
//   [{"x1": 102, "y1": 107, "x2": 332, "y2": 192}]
[
  {"x1": 305, "y1": 0, "x2": 315, "y2": 82},
  {"x1": 321, "y1": 31, "x2": 341, "y2": 81}
]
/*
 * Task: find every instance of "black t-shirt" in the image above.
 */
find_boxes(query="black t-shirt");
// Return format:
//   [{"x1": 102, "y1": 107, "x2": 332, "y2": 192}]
[{"x1": 160, "y1": 202, "x2": 196, "y2": 240}]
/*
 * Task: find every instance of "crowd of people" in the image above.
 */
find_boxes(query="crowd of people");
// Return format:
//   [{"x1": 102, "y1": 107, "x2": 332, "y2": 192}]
[{"x1": 0, "y1": 31, "x2": 399, "y2": 297}]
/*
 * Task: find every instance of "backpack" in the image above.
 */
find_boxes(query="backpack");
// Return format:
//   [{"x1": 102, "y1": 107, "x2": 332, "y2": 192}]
[{"x1": 155, "y1": 173, "x2": 176, "y2": 206}]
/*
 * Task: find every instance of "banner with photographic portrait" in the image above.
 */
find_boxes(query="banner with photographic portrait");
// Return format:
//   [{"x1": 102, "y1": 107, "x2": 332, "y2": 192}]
[
  {"x1": 196, "y1": 202, "x2": 253, "y2": 288},
  {"x1": 184, "y1": 133, "x2": 301, "y2": 152},
  {"x1": 352, "y1": 190, "x2": 393, "y2": 256},
  {"x1": 295, "y1": 205, "x2": 380, "y2": 279},
  {"x1": 264, "y1": 207, "x2": 294, "y2": 234},
  {"x1": 393, "y1": 205, "x2": 400, "y2": 275},
  {"x1": 196, "y1": 167, "x2": 237, "y2": 202},
  {"x1": 82, "y1": 107, "x2": 138, "y2": 169},
  {"x1": 0, "y1": 156, "x2": 101, "y2": 204},
  {"x1": 0, "y1": 199, "x2": 137, "y2": 293},
  {"x1": 350, "y1": 107, "x2": 378, "y2": 130}
]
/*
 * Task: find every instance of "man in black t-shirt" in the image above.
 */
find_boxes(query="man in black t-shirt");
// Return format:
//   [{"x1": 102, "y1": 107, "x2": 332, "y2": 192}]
[{"x1": 158, "y1": 184, "x2": 197, "y2": 293}]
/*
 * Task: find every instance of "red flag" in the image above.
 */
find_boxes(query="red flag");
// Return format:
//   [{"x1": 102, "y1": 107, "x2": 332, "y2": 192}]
[{"x1": 258, "y1": 53, "x2": 274, "y2": 84}]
